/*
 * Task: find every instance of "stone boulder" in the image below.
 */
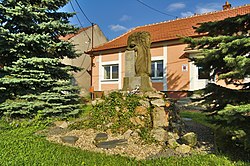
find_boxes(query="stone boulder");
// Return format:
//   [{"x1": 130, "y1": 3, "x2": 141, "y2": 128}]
[
  {"x1": 139, "y1": 100, "x2": 150, "y2": 108},
  {"x1": 168, "y1": 132, "x2": 180, "y2": 140},
  {"x1": 134, "y1": 106, "x2": 148, "y2": 116},
  {"x1": 61, "y1": 136, "x2": 79, "y2": 144},
  {"x1": 167, "y1": 138, "x2": 180, "y2": 149},
  {"x1": 123, "y1": 129, "x2": 133, "y2": 139},
  {"x1": 96, "y1": 139, "x2": 128, "y2": 149},
  {"x1": 151, "y1": 99, "x2": 165, "y2": 107},
  {"x1": 150, "y1": 128, "x2": 168, "y2": 142},
  {"x1": 54, "y1": 121, "x2": 68, "y2": 129},
  {"x1": 46, "y1": 127, "x2": 67, "y2": 136},
  {"x1": 145, "y1": 91, "x2": 163, "y2": 99},
  {"x1": 175, "y1": 144, "x2": 191, "y2": 154},
  {"x1": 181, "y1": 132, "x2": 197, "y2": 147},
  {"x1": 131, "y1": 129, "x2": 141, "y2": 138},
  {"x1": 130, "y1": 116, "x2": 145, "y2": 127},
  {"x1": 152, "y1": 107, "x2": 169, "y2": 128},
  {"x1": 94, "y1": 133, "x2": 108, "y2": 143}
]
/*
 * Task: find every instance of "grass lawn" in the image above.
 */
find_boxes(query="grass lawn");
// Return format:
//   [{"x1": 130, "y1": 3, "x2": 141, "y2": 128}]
[{"x1": 0, "y1": 116, "x2": 248, "y2": 166}]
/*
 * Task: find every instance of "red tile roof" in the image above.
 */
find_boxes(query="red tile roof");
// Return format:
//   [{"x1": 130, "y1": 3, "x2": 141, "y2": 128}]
[
  {"x1": 92, "y1": 5, "x2": 250, "y2": 52},
  {"x1": 59, "y1": 26, "x2": 92, "y2": 41}
]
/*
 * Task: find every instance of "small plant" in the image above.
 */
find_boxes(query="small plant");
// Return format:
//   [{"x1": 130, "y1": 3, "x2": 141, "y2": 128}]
[
  {"x1": 87, "y1": 91, "x2": 153, "y2": 140},
  {"x1": 139, "y1": 127, "x2": 156, "y2": 143}
]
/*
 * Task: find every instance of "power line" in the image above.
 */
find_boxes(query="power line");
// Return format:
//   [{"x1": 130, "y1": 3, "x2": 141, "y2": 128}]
[
  {"x1": 74, "y1": 0, "x2": 93, "y2": 24},
  {"x1": 69, "y1": 0, "x2": 92, "y2": 77},
  {"x1": 69, "y1": 1, "x2": 83, "y2": 27},
  {"x1": 69, "y1": 0, "x2": 91, "y2": 41},
  {"x1": 136, "y1": 0, "x2": 178, "y2": 19},
  {"x1": 72, "y1": 0, "x2": 95, "y2": 89}
]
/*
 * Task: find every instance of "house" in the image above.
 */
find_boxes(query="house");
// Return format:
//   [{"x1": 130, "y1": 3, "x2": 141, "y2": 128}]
[
  {"x1": 89, "y1": 3, "x2": 250, "y2": 98},
  {"x1": 60, "y1": 24, "x2": 108, "y2": 96}
]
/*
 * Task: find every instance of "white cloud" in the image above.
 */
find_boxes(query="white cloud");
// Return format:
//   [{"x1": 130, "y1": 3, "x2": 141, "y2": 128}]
[
  {"x1": 120, "y1": 15, "x2": 131, "y2": 22},
  {"x1": 109, "y1": 24, "x2": 128, "y2": 32},
  {"x1": 195, "y1": 3, "x2": 221, "y2": 14},
  {"x1": 179, "y1": 3, "x2": 221, "y2": 18},
  {"x1": 181, "y1": 11, "x2": 193, "y2": 17},
  {"x1": 167, "y1": 2, "x2": 186, "y2": 11}
]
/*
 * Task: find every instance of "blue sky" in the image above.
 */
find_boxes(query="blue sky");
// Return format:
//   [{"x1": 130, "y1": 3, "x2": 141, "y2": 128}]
[{"x1": 61, "y1": 0, "x2": 249, "y2": 40}]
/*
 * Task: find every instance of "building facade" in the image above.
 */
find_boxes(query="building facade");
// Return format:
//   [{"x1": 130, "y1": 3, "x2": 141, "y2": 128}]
[
  {"x1": 60, "y1": 24, "x2": 108, "y2": 96},
  {"x1": 90, "y1": 4, "x2": 250, "y2": 98}
]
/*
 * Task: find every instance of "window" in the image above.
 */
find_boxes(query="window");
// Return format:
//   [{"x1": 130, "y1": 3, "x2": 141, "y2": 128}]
[
  {"x1": 151, "y1": 60, "x2": 163, "y2": 79},
  {"x1": 103, "y1": 64, "x2": 119, "y2": 80},
  {"x1": 198, "y1": 67, "x2": 209, "y2": 79}
]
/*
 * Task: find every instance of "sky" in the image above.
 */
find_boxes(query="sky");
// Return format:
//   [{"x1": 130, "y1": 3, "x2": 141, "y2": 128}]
[{"x1": 61, "y1": 0, "x2": 249, "y2": 40}]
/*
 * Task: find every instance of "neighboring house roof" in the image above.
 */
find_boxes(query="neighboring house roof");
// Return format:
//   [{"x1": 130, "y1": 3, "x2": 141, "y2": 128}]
[
  {"x1": 59, "y1": 25, "x2": 92, "y2": 41},
  {"x1": 92, "y1": 5, "x2": 250, "y2": 52}
]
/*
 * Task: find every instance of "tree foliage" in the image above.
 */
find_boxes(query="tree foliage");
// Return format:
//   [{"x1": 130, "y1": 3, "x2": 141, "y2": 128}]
[
  {"x1": 0, "y1": 0, "x2": 82, "y2": 118},
  {"x1": 184, "y1": 14, "x2": 250, "y2": 151}
]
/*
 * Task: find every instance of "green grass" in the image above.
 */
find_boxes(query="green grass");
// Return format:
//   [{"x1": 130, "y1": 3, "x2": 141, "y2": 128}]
[{"x1": 0, "y1": 119, "x2": 248, "y2": 166}]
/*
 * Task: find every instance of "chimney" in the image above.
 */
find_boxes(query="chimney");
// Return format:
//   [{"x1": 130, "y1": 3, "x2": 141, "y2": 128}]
[{"x1": 223, "y1": 1, "x2": 231, "y2": 10}]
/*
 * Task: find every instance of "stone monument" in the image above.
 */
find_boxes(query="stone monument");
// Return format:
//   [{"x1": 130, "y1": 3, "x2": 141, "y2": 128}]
[{"x1": 122, "y1": 31, "x2": 155, "y2": 91}]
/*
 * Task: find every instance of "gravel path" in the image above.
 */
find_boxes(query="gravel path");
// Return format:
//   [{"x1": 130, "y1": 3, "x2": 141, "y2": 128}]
[
  {"x1": 44, "y1": 119, "x2": 215, "y2": 160},
  {"x1": 184, "y1": 120, "x2": 215, "y2": 153},
  {"x1": 46, "y1": 128, "x2": 163, "y2": 160}
]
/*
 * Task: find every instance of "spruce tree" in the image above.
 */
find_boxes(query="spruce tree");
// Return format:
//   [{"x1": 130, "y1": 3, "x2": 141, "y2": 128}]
[
  {"x1": 0, "y1": 0, "x2": 82, "y2": 118},
  {"x1": 184, "y1": 14, "x2": 250, "y2": 150}
]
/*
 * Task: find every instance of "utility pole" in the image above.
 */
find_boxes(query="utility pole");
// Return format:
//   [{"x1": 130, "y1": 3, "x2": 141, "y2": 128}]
[{"x1": 90, "y1": 23, "x2": 94, "y2": 100}]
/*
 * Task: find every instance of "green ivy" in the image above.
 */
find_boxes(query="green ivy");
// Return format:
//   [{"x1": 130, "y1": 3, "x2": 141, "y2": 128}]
[{"x1": 88, "y1": 91, "x2": 152, "y2": 137}]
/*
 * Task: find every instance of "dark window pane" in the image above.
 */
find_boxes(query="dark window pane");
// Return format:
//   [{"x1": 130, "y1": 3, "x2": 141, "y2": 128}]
[
  {"x1": 112, "y1": 65, "x2": 119, "y2": 79},
  {"x1": 104, "y1": 66, "x2": 110, "y2": 79},
  {"x1": 198, "y1": 67, "x2": 209, "y2": 79},
  {"x1": 151, "y1": 60, "x2": 163, "y2": 78},
  {"x1": 157, "y1": 61, "x2": 163, "y2": 77},
  {"x1": 151, "y1": 63, "x2": 155, "y2": 77}
]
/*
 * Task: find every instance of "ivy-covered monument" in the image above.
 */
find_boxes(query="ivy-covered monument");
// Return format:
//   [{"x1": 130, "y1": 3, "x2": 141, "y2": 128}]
[
  {"x1": 0, "y1": 0, "x2": 82, "y2": 118},
  {"x1": 89, "y1": 31, "x2": 186, "y2": 151}
]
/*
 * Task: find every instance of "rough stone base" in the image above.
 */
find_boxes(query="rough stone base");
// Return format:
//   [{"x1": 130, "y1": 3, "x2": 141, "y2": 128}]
[{"x1": 122, "y1": 76, "x2": 155, "y2": 91}]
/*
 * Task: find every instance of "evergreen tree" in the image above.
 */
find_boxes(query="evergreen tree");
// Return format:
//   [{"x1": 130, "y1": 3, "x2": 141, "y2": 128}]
[
  {"x1": 184, "y1": 14, "x2": 250, "y2": 151},
  {"x1": 0, "y1": 0, "x2": 82, "y2": 118}
]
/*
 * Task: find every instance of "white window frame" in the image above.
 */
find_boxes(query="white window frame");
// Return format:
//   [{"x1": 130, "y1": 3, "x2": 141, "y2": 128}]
[
  {"x1": 151, "y1": 59, "x2": 164, "y2": 80},
  {"x1": 150, "y1": 52, "x2": 167, "y2": 91},
  {"x1": 101, "y1": 62, "x2": 119, "y2": 82}
]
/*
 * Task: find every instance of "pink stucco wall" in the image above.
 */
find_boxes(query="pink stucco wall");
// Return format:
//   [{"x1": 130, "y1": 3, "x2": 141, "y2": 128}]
[
  {"x1": 151, "y1": 47, "x2": 163, "y2": 56},
  {"x1": 102, "y1": 53, "x2": 119, "y2": 62},
  {"x1": 101, "y1": 84, "x2": 119, "y2": 90},
  {"x1": 167, "y1": 44, "x2": 189, "y2": 91},
  {"x1": 92, "y1": 44, "x2": 191, "y2": 92}
]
